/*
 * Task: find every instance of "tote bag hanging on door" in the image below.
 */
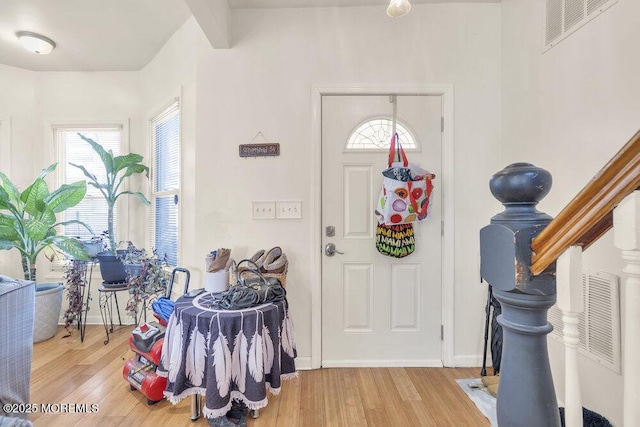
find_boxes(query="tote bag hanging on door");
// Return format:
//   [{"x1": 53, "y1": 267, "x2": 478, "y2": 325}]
[
  {"x1": 375, "y1": 134, "x2": 435, "y2": 225},
  {"x1": 375, "y1": 222, "x2": 415, "y2": 258}
]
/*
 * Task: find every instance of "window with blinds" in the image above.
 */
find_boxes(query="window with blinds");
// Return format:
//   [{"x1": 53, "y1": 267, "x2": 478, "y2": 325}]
[
  {"x1": 54, "y1": 126, "x2": 122, "y2": 240},
  {"x1": 150, "y1": 99, "x2": 180, "y2": 266}
]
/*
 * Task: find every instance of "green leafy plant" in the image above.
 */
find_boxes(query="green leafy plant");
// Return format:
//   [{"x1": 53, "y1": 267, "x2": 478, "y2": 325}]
[
  {"x1": 0, "y1": 164, "x2": 90, "y2": 281},
  {"x1": 125, "y1": 249, "x2": 169, "y2": 320},
  {"x1": 122, "y1": 241, "x2": 146, "y2": 265},
  {"x1": 70, "y1": 133, "x2": 150, "y2": 255}
]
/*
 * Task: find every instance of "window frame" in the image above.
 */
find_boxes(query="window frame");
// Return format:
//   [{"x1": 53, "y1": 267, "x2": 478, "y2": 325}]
[
  {"x1": 344, "y1": 116, "x2": 421, "y2": 153},
  {"x1": 147, "y1": 97, "x2": 181, "y2": 267},
  {"x1": 44, "y1": 120, "x2": 130, "y2": 278}
]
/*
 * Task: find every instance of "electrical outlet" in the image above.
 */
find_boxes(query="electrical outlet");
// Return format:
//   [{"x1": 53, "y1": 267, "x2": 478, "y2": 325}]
[
  {"x1": 252, "y1": 201, "x2": 276, "y2": 219},
  {"x1": 276, "y1": 201, "x2": 302, "y2": 219}
]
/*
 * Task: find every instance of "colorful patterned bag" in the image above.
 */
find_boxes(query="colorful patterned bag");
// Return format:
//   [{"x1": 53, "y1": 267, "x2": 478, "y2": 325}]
[
  {"x1": 375, "y1": 134, "x2": 435, "y2": 225},
  {"x1": 375, "y1": 222, "x2": 415, "y2": 258}
]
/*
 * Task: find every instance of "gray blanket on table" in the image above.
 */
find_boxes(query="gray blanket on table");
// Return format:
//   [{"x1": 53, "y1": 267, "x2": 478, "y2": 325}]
[{"x1": 157, "y1": 294, "x2": 297, "y2": 419}]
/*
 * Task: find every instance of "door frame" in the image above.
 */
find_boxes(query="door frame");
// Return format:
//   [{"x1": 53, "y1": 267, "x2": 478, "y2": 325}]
[{"x1": 310, "y1": 85, "x2": 455, "y2": 369}]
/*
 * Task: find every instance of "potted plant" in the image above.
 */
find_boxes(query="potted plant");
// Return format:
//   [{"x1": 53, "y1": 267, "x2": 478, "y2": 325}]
[
  {"x1": 62, "y1": 241, "x2": 147, "y2": 338},
  {"x1": 124, "y1": 249, "x2": 169, "y2": 322},
  {"x1": 0, "y1": 164, "x2": 91, "y2": 341},
  {"x1": 62, "y1": 259, "x2": 88, "y2": 336},
  {"x1": 77, "y1": 234, "x2": 104, "y2": 258},
  {"x1": 121, "y1": 241, "x2": 146, "y2": 277},
  {"x1": 70, "y1": 133, "x2": 150, "y2": 282}
]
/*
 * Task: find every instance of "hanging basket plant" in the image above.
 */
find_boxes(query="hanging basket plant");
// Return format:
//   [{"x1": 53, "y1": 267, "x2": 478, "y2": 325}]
[
  {"x1": 124, "y1": 248, "x2": 169, "y2": 320},
  {"x1": 62, "y1": 260, "x2": 88, "y2": 336}
]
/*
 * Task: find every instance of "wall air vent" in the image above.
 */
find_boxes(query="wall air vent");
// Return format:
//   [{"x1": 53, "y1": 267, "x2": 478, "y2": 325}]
[
  {"x1": 544, "y1": 0, "x2": 618, "y2": 51},
  {"x1": 548, "y1": 269, "x2": 621, "y2": 373}
]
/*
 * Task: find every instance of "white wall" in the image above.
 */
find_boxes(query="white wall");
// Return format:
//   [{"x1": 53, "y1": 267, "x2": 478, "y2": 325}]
[
  {"x1": 0, "y1": 65, "x2": 36, "y2": 183},
  {"x1": 501, "y1": 0, "x2": 640, "y2": 424},
  {"x1": 139, "y1": 17, "x2": 206, "y2": 297},
  {"x1": 0, "y1": 64, "x2": 36, "y2": 278},
  {"x1": 195, "y1": 3, "x2": 501, "y2": 366},
  {"x1": 35, "y1": 71, "x2": 142, "y2": 187}
]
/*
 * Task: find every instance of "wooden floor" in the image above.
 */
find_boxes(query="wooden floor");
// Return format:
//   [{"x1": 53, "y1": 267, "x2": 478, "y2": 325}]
[{"x1": 29, "y1": 325, "x2": 490, "y2": 427}]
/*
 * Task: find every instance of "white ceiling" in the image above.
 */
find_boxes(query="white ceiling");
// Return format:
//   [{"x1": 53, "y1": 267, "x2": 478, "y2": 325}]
[
  {"x1": 229, "y1": 0, "x2": 497, "y2": 9},
  {"x1": 0, "y1": 0, "x2": 192, "y2": 72},
  {"x1": 0, "y1": 0, "x2": 499, "y2": 72}
]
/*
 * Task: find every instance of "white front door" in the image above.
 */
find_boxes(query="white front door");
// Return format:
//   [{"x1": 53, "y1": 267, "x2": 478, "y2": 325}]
[{"x1": 321, "y1": 94, "x2": 443, "y2": 367}]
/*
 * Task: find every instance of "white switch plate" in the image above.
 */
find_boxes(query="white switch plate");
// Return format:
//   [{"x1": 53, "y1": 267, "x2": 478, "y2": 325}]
[
  {"x1": 252, "y1": 201, "x2": 276, "y2": 219},
  {"x1": 276, "y1": 201, "x2": 302, "y2": 219}
]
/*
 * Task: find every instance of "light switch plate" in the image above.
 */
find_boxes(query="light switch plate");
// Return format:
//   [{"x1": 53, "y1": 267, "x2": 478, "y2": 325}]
[
  {"x1": 252, "y1": 201, "x2": 276, "y2": 219},
  {"x1": 276, "y1": 201, "x2": 302, "y2": 219}
]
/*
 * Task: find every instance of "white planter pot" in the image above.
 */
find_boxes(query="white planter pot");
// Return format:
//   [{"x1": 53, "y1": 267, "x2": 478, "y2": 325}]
[{"x1": 34, "y1": 283, "x2": 64, "y2": 343}]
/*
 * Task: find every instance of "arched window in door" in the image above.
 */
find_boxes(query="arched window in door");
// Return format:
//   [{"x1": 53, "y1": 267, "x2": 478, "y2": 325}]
[{"x1": 346, "y1": 117, "x2": 418, "y2": 150}]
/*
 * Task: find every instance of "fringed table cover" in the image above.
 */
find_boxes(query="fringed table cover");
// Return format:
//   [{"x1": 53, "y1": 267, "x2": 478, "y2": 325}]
[{"x1": 157, "y1": 294, "x2": 297, "y2": 418}]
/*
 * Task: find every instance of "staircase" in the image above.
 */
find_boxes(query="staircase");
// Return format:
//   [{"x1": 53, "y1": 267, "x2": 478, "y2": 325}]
[{"x1": 480, "y1": 130, "x2": 640, "y2": 427}]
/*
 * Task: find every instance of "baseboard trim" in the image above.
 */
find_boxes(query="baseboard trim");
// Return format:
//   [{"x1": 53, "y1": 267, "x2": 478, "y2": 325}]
[
  {"x1": 59, "y1": 315, "x2": 137, "y2": 326},
  {"x1": 294, "y1": 357, "x2": 313, "y2": 370},
  {"x1": 321, "y1": 359, "x2": 444, "y2": 368},
  {"x1": 452, "y1": 355, "x2": 483, "y2": 367}
]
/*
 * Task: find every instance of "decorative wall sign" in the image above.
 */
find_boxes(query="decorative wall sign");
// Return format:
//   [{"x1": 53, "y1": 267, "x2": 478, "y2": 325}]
[{"x1": 239, "y1": 143, "x2": 280, "y2": 158}]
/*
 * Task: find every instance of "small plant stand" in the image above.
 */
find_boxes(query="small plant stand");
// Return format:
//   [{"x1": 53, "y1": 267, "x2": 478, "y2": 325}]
[
  {"x1": 76, "y1": 259, "x2": 97, "y2": 343},
  {"x1": 98, "y1": 282, "x2": 128, "y2": 344}
]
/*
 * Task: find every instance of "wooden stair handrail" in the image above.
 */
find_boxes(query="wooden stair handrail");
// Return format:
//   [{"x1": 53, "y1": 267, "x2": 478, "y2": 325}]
[{"x1": 531, "y1": 129, "x2": 640, "y2": 276}]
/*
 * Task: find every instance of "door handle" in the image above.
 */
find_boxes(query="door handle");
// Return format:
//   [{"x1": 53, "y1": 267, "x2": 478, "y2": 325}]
[{"x1": 324, "y1": 243, "x2": 344, "y2": 257}]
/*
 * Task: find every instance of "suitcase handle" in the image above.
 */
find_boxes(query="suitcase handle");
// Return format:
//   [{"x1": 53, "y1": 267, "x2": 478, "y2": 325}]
[{"x1": 166, "y1": 267, "x2": 191, "y2": 297}]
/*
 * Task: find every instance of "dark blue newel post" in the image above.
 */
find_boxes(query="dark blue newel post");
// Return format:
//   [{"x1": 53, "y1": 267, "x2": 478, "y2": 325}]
[{"x1": 480, "y1": 163, "x2": 561, "y2": 427}]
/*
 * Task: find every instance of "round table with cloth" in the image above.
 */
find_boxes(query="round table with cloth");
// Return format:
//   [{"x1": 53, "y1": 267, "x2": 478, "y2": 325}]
[{"x1": 157, "y1": 293, "x2": 297, "y2": 418}]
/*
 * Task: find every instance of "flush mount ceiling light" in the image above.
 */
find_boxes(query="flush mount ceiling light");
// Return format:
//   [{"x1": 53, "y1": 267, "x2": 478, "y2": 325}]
[
  {"x1": 16, "y1": 31, "x2": 56, "y2": 55},
  {"x1": 387, "y1": 0, "x2": 411, "y2": 17}
]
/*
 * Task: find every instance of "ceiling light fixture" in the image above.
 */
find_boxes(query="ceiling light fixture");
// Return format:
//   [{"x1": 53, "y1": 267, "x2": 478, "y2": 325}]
[
  {"x1": 387, "y1": 0, "x2": 411, "y2": 18},
  {"x1": 16, "y1": 31, "x2": 56, "y2": 55}
]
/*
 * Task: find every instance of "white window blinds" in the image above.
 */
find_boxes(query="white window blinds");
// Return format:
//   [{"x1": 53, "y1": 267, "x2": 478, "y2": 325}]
[
  {"x1": 150, "y1": 99, "x2": 180, "y2": 266},
  {"x1": 54, "y1": 126, "x2": 122, "y2": 240}
]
